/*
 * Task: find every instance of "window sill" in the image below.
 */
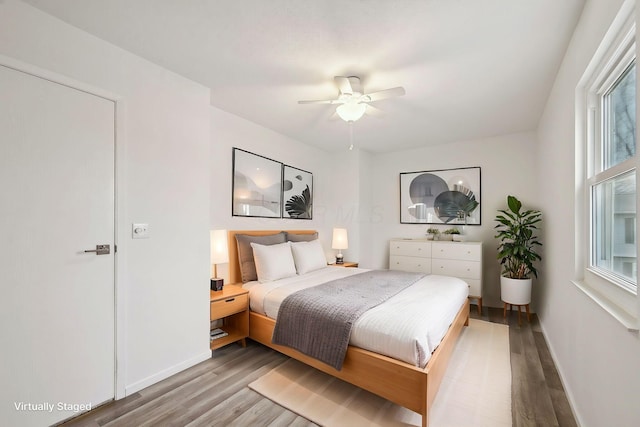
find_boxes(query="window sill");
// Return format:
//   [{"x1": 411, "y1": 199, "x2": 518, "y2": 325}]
[{"x1": 572, "y1": 280, "x2": 639, "y2": 332}]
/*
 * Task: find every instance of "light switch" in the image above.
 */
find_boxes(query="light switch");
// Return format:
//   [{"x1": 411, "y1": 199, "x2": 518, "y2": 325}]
[{"x1": 132, "y1": 223, "x2": 149, "y2": 239}]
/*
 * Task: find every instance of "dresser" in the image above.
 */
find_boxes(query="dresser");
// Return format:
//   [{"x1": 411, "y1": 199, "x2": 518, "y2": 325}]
[{"x1": 389, "y1": 239, "x2": 483, "y2": 313}]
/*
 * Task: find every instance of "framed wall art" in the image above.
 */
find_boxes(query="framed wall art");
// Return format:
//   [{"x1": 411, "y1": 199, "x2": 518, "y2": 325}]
[
  {"x1": 232, "y1": 148, "x2": 283, "y2": 218},
  {"x1": 282, "y1": 165, "x2": 313, "y2": 219},
  {"x1": 400, "y1": 166, "x2": 481, "y2": 225}
]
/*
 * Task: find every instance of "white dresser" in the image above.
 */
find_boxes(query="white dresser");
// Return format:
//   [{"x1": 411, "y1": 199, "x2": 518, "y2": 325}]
[{"x1": 389, "y1": 239, "x2": 483, "y2": 313}]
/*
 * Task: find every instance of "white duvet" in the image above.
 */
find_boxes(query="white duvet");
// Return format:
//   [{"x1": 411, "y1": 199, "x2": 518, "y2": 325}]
[{"x1": 243, "y1": 267, "x2": 468, "y2": 367}]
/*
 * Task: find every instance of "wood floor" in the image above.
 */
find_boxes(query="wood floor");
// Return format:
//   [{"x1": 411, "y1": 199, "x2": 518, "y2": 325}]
[{"x1": 63, "y1": 306, "x2": 577, "y2": 427}]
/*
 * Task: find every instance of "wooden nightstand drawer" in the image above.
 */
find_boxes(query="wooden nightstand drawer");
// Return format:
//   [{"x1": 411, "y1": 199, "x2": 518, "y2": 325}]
[{"x1": 210, "y1": 293, "x2": 248, "y2": 319}]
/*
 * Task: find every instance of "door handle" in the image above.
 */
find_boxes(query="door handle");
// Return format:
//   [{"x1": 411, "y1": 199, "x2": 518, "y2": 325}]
[{"x1": 84, "y1": 244, "x2": 110, "y2": 255}]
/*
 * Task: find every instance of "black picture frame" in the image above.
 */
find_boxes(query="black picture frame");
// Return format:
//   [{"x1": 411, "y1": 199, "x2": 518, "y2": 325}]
[
  {"x1": 282, "y1": 165, "x2": 313, "y2": 219},
  {"x1": 400, "y1": 166, "x2": 481, "y2": 225},
  {"x1": 232, "y1": 148, "x2": 283, "y2": 218}
]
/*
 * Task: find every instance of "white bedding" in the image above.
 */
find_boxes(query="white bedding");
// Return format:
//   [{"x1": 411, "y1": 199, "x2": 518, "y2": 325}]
[{"x1": 243, "y1": 267, "x2": 468, "y2": 367}]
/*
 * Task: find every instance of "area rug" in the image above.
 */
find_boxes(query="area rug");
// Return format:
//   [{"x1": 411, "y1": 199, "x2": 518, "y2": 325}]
[{"x1": 249, "y1": 319, "x2": 511, "y2": 427}]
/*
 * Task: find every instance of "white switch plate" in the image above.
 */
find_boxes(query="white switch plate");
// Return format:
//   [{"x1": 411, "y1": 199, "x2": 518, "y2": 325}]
[{"x1": 132, "y1": 223, "x2": 149, "y2": 239}]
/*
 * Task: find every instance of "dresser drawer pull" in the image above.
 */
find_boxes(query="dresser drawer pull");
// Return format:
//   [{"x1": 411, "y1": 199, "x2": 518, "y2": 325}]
[{"x1": 225, "y1": 298, "x2": 236, "y2": 303}]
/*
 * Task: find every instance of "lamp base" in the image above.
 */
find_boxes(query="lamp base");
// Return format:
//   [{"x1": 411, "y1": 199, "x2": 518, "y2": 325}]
[
  {"x1": 210, "y1": 278, "x2": 224, "y2": 291},
  {"x1": 335, "y1": 254, "x2": 344, "y2": 265}
]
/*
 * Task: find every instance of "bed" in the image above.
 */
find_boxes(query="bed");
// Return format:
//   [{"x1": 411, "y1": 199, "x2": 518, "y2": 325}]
[{"x1": 228, "y1": 230, "x2": 470, "y2": 427}]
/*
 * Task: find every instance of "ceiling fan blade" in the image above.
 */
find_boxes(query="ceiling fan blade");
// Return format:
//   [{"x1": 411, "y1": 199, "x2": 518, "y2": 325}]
[
  {"x1": 334, "y1": 76, "x2": 353, "y2": 96},
  {"x1": 298, "y1": 99, "x2": 339, "y2": 105},
  {"x1": 363, "y1": 86, "x2": 406, "y2": 102},
  {"x1": 364, "y1": 104, "x2": 384, "y2": 116}
]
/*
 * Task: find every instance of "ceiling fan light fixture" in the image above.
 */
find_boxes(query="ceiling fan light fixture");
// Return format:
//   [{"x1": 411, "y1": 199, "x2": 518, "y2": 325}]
[{"x1": 336, "y1": 102, "x2": 367, "y2": 122}]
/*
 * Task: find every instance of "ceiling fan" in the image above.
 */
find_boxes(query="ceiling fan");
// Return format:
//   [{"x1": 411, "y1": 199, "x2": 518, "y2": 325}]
[{"x1": 298, "y1": 76, "x2": 405, "y2": 122}]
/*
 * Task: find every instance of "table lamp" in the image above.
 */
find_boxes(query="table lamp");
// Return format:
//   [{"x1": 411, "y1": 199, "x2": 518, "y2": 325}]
[
  {"x1": 210, "y1": 229, "x2": 229, "y2": 291},
  {"x1": 332, "y1": 228, "x2": 348, "y2": 265}
]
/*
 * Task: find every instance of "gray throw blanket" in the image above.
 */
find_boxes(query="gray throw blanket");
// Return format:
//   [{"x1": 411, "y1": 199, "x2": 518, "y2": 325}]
[{"x1": 271, "y1": 270, "x2": 425, "y2": 370}]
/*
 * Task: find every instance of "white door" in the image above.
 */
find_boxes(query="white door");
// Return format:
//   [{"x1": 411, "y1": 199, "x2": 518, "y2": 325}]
[{"x1": 0, "y1": 65, "x2": 115, "y2": 426}]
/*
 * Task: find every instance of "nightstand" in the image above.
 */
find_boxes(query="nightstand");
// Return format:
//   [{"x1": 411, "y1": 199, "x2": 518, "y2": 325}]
[
  {"x1": 331, "y1": 261, "x2": 359, "y2": 268},
  {"x1": 210, "y1": 284, "x2": 249, "y2": 350}
]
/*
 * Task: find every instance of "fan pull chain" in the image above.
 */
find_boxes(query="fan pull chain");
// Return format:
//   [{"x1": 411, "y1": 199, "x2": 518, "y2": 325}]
[{"x1": 348, "y1": 121, "x2": 354, "y2": 151}]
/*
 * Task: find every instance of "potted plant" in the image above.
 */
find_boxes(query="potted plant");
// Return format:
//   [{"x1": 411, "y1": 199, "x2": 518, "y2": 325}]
[
  {"x1": 495, "y1": 195, "x2": 542, "y2": 305},
  {"x1": 426, "y1": 227, "x2": 440, "y2": 240},
  {"x1": 444, "y1": 228, "x2": 462, "y2": 241}
]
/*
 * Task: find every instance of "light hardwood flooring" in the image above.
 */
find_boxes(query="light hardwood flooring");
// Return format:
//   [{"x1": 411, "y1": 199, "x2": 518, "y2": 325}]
[{"x1": 63, "y1": 305, "x2": 577, "y2": 427}]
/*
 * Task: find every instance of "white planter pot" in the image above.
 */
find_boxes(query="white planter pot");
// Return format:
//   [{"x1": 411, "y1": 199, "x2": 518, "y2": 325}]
[{"x1": 500, "y1": 276, "x2": 532, "y2": 305}]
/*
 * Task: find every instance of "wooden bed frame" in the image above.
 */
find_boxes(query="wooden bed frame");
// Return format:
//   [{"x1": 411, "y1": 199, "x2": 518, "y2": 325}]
[{"x1": 227, "y1": 230, "x2": 470, "y2": 427}]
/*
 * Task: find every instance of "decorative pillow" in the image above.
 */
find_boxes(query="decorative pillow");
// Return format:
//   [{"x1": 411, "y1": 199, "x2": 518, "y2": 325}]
[
  {"x1": 290, "y1": 239, "x2": 327, "y2": 275},
  {"x1": 235, "y1": 232, "x2": 287, "y2": 282},
  {"x1": 286, "y1": 232, "x2": 318, "y2": 242},
  {"x1": 250, "y1": 242, "x2": 297, "y2": 283}
]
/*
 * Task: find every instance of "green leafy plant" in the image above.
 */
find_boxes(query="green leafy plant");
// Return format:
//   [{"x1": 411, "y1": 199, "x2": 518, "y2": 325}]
[
  {"x1": 426, "y1": 227, "x2": 440, "y2": 235},
  {"x1": 495, "y1": 195, "x2": 542, "y2": 279},
  {"x1": 443, "y1": 228, "x2": 461, "y2": 235}
]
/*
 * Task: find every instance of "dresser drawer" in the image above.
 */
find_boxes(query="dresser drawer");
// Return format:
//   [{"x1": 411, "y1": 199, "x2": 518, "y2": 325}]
[
  {"x1": 389, "y1": 255, "x2": 431, "y2": 273},
  {"x1": 432, "y1": 242, "x2": 481, "y2": 261},
  {"x1": 210, "y1": 293, "x2": 248, "y2": 319},
  {"x1": 465, "y1": 279, "x2": 482, "y2": 297},
  {"x1": 389, "y1": 240, "x2": 431, "y2": 257},
  {"x1": 432, "y1": 259, "x2": 481, "y2": 280},
  {"x1": 452, "y1": 278, "x2": 482, "y2": 297}
]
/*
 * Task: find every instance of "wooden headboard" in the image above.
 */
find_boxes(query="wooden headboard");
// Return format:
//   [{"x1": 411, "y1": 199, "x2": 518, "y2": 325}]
[{"x1": 227, "y1": 230, "x2": 317, "y2": 284}]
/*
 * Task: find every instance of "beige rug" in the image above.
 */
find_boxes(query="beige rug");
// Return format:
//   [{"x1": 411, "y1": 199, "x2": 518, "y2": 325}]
[{"x1": 249, "y1": 319, "x2": 511, "y2": 427}]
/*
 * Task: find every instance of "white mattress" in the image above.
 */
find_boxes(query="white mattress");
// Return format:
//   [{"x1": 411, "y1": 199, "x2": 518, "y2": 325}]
[{"x1": 243, "y1": 267, "x2": 468, "y2": 367}]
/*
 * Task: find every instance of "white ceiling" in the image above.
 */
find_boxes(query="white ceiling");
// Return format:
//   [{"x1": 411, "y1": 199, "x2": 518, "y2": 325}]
[{"x1": 24, "y1": 0, "x2": 585, "y2": 153}]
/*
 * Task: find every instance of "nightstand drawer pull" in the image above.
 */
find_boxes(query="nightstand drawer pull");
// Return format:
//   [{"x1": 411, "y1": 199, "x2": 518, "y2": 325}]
[{"x1": 225, "y1": 298, "x2": 235, "y2": 303}]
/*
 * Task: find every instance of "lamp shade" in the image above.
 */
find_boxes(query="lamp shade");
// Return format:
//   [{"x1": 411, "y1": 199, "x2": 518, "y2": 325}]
[
  {"x1": 332, "y1": 228, "x2": 349, "y2": 250},
  {"x1": 210, "y1": 230, "x2": 229, "y2": 265},
  {"x1": 336, "y1": 102, "x2": 366, "y2": 122}
]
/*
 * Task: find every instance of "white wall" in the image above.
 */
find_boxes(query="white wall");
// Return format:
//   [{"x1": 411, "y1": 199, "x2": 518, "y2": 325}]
[
  {"x1": 537, "y1": 0, "x2": 640, "y2": 425},
  {"x1": 210, "y1": 107, "x2": 355, "y2": 276},
  {"x1": 366, "y1": 132, "x2": 538, "y2": 308},
  {"x1": 208, "y1": 99, "x2": 540, "y2": 311},
  {"x1": 0, "y1": 0, "x2": 211, "y2": 397}
]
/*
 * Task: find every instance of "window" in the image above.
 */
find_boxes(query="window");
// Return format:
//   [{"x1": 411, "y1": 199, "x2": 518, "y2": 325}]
[
  {"x1": 591, "y1": 170, "x2": 637, "y2": 287},
  {"x1": 603, "y1": 62, "x2": 637, "y2": 169},
  {"x1": 588, "y1": 43, "x2": 637, "y2": 294},
  {"x1": 576, "y1": 3, "x2": 638, "y2": 329}
]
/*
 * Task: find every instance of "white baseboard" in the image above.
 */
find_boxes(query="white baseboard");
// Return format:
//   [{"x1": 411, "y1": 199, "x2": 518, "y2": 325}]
[
  {"x1": 124, "y1": 350, "x2": 211, "y2": 396},
  {"x1": 537, "y1": 318, "x2": 583, "y2": 427}
]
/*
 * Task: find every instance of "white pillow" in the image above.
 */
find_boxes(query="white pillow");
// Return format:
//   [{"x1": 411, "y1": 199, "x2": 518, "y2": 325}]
[
  {"x1": 250, "y1": 242, "x2": 297, "y2": 283},
  {"x1": 290, "y1": 239, "x2": 327, "y2": 275}
]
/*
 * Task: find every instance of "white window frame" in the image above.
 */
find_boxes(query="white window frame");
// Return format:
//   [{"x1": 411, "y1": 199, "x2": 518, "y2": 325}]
[{"x1": 575, "y1": 2, "x2": 639, "y2": 331}]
